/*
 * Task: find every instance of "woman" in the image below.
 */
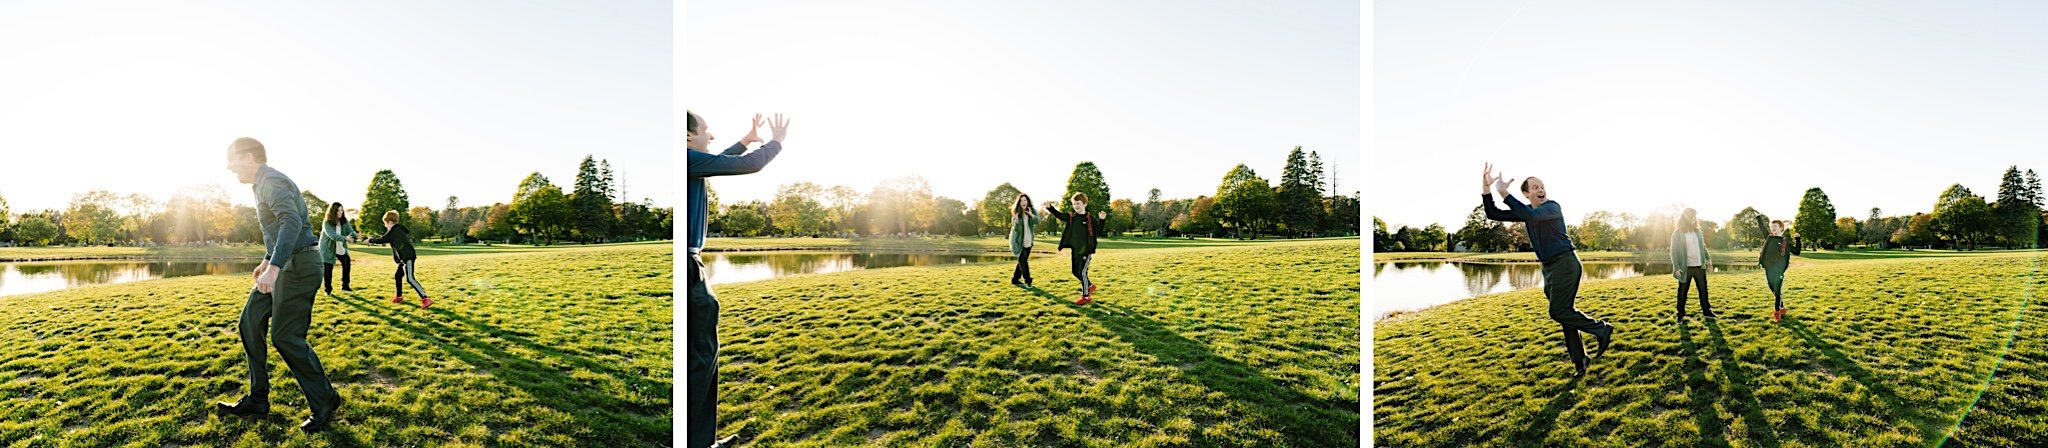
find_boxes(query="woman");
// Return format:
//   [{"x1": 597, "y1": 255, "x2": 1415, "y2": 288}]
[
  {"x1": 319, "y1": 203, "x2": 356, "y2": 295},
  {"x1": 1045, "y1": 193, "x2": 1108, "y2": 305},
  {"x1": 1756, "y1": 217, "x2": 1800, "y2": 322},
  {"x1": 1009, "y1": 193, "x2": 1038, "y2": 286},
  {"x1": 1669, "y1": 208, "x2": 1715, "y2": 319}
]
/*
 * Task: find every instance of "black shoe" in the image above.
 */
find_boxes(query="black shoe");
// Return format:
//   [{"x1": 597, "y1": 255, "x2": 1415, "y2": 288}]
[
  {"x1": 342, "y1": 286, "x2": 353, "y2": 292},
  {"x1": 1673, "y1": 312, "x2": 1686, "y2": 321},
  {"x1": 300, "y1": 400, "x2": 340, "y2": 433},
  {"x1": 711, "y1": 435, "x2": 740, "y2": 448},
  {"x1": 1570, "y1": 358, "x2": 1589, "y2": 378},
  {"x1": 1590, "y1": 325, "x2": 1614, "y2": 359},
  {"x1": 1702, "y1": 311, "x2": 1720, "y2": 319},
  {"x1": 215, "y1": 396, "x2": 269, "y2": 418}
]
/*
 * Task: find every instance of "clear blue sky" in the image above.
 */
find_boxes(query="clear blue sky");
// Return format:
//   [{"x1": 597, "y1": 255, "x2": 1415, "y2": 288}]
[
  {"x1": 1376, "y1": 1, "x2": 2048, "y2": 231},
  {"x1": 685, "y1": 0, "x2": 1360, "y2": 206},
  {"x1": 0, "y1": 1, "x2": 672, "y2": 212}
]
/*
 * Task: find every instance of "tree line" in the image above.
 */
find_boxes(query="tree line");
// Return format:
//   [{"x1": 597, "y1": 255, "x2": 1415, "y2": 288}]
[
  {"x1": 0, "y1": 155, "x2": 672, "y2": 247},
  {"x1": 708, "y1": 146, "x2": 1362, "y2": 239},
  {"x1": 1377, "y1": 166, "x2": 2045, "y2": 252}
]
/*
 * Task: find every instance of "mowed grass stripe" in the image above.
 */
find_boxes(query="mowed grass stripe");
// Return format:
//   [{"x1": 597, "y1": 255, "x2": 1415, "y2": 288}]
[
  {"x1": 1375, "y1": 251, "x2": 2047, "y2": 447},
  {"x1": 712, "y1": 239, "x2": 1361, "y2": 447},
  {"x1": 0, "y1": 244, "x2": 673, "y2": 448}
]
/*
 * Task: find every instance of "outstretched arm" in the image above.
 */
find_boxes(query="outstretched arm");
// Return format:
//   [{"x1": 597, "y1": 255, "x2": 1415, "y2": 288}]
[
  {"x1": 689, "y1": 141, "x2": 783, "y2": 178},
  {"x1": 1044, "y1": 205, "x2": 1071, "y2": 222},
  {"x1": 1502, "y1": 195, "x2": 1563, "y2": 223}
]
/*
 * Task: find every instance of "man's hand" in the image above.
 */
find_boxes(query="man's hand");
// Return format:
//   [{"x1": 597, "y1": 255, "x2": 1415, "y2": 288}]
[
  {"x1": 739, "y1": 113, "x2": 765, "y2": 147},
  {"x1": 1482, "y1": 163, "x2": 1495, "y2": 194},
  {"x1": 253, "y1": 262, "x2": 267, "y2": 280},
  {"x1": 767, "y1": 113, "x2": 791, "y2": 143},
  {"x1": 255, "y1": 265, "x2": 279, "y2": 294}
]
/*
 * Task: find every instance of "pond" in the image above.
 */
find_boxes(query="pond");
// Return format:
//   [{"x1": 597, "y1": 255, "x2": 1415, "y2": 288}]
[
  {"x1": 0, "y1": 260, "x2": 266, "y2": 298},
  {"x1": 698, "y1": 251, "x2": 1018, "y2": 285},
  {"x1": 1372, "y1": 260, "x2": 1760, "y2": 319}
]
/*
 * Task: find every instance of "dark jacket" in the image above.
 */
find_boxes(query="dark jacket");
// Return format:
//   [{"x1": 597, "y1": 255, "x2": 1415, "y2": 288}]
[
  {"x1": 1754, "y1": 215, "x2": 1799, "y2": 271},
  {"x1": 366, "y1": 223, "x2": 418, "y2": 262},
  {"x1": 1482, "y1": 193, "x2": 1575, "y2": 263},
  {"x1": 1046, "y1": 205, "x2": 1106, "y2": 256}
]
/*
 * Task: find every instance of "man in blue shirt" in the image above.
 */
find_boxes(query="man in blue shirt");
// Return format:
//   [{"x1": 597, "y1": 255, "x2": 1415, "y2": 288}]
[
  {"x1": 686, "y1": 111, "x2": 784, "y2": 448},
  {"x1": 1480, "y1": 163, "x2": 1615, "y2": 378},
  {"x1": 215, "y1": 137, "x2": 344, "y2": 432}
]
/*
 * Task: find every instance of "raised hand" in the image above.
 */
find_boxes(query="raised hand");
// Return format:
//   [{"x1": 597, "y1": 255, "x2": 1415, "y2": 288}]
[
  {"x1": 739, "y1": 113, "x2": 764, "y2": 146},
  {"x1": 1482, "y1": 163, "x2": 1494, "y2": 192},
  {"x1": 1097, "y1": 211, "x2": 1107, "y2": 220},
  {"x1": 767, "y1": 113, "x2": 791, "y2": 143}
]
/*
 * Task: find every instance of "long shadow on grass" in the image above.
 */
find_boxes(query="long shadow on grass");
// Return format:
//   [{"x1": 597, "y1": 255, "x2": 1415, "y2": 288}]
[
  {"x1": 330, "y1": 293, "x2": 668, "y2": 446},
  {"x1": 1508, "y1": 376, "x2": 1583, "y2": 445},
  {"x1": 1676, "y1": 320, "x2": 1734, "y2": 448},
  {"x1": 1021, "y1": 286, "x2": 1359, "y2": 445},
  {"x1": 1702, "y1": 319, "x2": 1783, "y2": 447},
  {"x1": 1785, "y1": 319, "x2": 1945, "y2": 442}
]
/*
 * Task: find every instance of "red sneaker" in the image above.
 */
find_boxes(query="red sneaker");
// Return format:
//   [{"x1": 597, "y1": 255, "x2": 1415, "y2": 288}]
[
  {"x1": 1772, "y1": 308, "x2": 1784, "y2": 322},
  {"x1": 420, "y1": 297, "x2": 433, "y2": 309},
  {"x1": 391, "y1": 296, "x2": 406, "y2": 304},
  {"x1": 1075, "y1": 295, "x2": 1092, "y2": 305},
  {"x1": 1088, "y1": 283, "x2": 1098, "y2": 294}
]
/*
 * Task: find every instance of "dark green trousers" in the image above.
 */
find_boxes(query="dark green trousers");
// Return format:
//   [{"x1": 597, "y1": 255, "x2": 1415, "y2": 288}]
[{"x1": 239, "y1": 248, "x2": 341, "y2": 413}]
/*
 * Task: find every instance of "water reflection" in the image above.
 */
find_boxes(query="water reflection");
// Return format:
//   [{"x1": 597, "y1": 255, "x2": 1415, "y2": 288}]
[
  {"x1": 0, "y1": 261, "x2": 265, "y2": 297},
  {"x1": 701, "y1": 251, "x2": 1016, "y2": 285},
  {"x1": 1372, "y1": 261, "x2": 1759, "y2": 319}
]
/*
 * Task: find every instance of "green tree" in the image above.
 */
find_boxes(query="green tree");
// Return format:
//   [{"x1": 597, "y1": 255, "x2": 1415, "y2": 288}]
[
  {"x1": 1994, "y1": 166, "x2": 2040, "y2": 249},
  {"x1": 1372, "y1": 217, "x2": 1391, "y2": 251},
  {"x1": 1932, "y1": 186, "x2": 1993, "y2": 250},
  {"x1": 716, "y1": 202, "x2": 769, "y2": 237},
  {"x1": 978, "y1": 182, "x2": 1025, "y2": 234},
  {"x1": 769, "y1": 182, "x2": 830, "y2": 236},
  {"x1": 359, "y1": 169, "x2": 412, "y2": 237},
  {"x1": 1061, "y1": 162, "x2": 1112, "y2": 219},
  {"x1": 1416, "y1": 223, "x2": 1447, "y2": 252},
  {"x1": 1214, "y1": 164, "x2": 1275, "y2": 239},
  {"x1": 1794, "y1": 188, "x2": 1837, "y2": 250},
  {"x1": 16, "y1": 215, "x2": 57, "y2": 246},
  {"x1": 571, "y1": 155, "x2": 618, "y2": 243},
  {"x1": 302, "y1": 190, "x2": 328, "y2": 235},
  {"x1": 1277, "y1": 146, "x2": 1324, "y2": 237},
  {"x1": 1107, "y1": 198, "x2": 1138, "y2": 235},
  {"x1": 510, "y1": 173, "x2": 572, "y2": 243},
  {"x1": 1728, "y1": 207, "x2": 1767, "y2": 249},
  {"x1": 63, "y1": 190, "x2": 125, "y2": 245}
]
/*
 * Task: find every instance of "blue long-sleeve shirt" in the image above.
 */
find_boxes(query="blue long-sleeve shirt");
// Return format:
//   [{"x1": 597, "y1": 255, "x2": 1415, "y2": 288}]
[
  {"x1": 253, "y1": 165, "x2": 317, "y2": 268},
  {"x1": 1481, "y1": 193, "x2": 1575, "y2": 262},
  {"x1": 687, "y1": 140, "x2": 782, "y2": 253}
]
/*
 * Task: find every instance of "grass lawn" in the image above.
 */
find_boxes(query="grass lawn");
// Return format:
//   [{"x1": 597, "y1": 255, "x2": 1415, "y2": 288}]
[
  {"x1": 703, "y1": 235, "x2": 1357, "y2": 254},
  {"x1": 0, "y1": 243, "x2": 673, "y2": 447},
  {"x1": 708, "y1": 238, "x2": 1361, "y2": 447},
  {"x1": 1374, "y1": 249, "x2": 2047, "y2": 447}
]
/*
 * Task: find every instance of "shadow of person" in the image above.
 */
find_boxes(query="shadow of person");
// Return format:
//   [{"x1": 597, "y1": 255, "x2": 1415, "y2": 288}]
[{"x1": 1020, "y1": 285, "x2": 1358, "y2": 445}]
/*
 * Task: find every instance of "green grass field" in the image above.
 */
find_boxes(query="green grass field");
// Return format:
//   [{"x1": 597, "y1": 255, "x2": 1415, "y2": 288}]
[
  {"x1": 1374, "y1": 250, "x2": 2046, "y2": 447},
  {"x1": 707, "y1": 238, "x2": 1361, "y2": 447},
  {"x1": 0, "y1": 243, "x2": 673, "y2": 447}
]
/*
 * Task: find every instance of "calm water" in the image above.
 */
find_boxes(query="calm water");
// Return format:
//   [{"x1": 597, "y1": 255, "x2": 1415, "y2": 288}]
[
  {"x1": 1372, "y1": 260, "x2": 1760, "y2": 319},
  {"x1": 699, "y1": 251, "x2": 1018, "y2": 285},
  {"x1": 0, "y1": 260, "x2": 266, "y2": 297}
]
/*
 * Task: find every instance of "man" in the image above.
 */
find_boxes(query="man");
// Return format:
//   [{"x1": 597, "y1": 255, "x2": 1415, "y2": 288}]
[
  {"x1": 686, "y1": 111, "x2": 786, "y2": 448},
  {"x1": 215, "y1": 137, "x2": 343, "y2": 432},
  {"x1": 1479, "y1": 163, "x2": 1616, "y2": 378}
]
